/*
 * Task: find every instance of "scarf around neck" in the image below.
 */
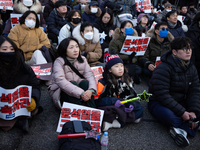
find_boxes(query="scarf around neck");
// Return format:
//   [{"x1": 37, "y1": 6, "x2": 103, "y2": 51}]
[
  {"x1": 167, "y1": 20, "x2": 177, "y2": 29},
  {"x1": 172, "y1": 54, "x2": 190, "y2": 71}
]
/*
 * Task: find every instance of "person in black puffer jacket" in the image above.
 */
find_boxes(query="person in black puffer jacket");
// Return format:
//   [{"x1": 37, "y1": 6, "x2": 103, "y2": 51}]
[{"x1": 148, "y1": 37, "x2": 200, "y2": 148}]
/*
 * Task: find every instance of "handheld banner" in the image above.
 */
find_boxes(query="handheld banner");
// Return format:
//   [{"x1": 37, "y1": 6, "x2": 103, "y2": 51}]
[
  {"x1": 150, "y1": 21, "x2": 157, "y2": 29},
  {"x1": 31, "y1": 63, "x2": 52, "y2": 81},
  {"x1": 120, "y1": 36, "x2": 151, "y2": 56},
  {"x1": 135, "y1": 0, "x2": 151, "y2": 13},
  {"x1": 0, "y1": 0, "x2": 13, "y2": 10},
  {"x1": 91, "y1": 66, "x2": 103, "y2": 85},
  {"x1": 0, "y1": 85, "x2": 32, "y2": 120},
  {"x1": 155, "y1": 56, "x2": 161, "y2": 67},
  {"x1": 57, "y1": 102, "x2": 104, "y2": 133}
]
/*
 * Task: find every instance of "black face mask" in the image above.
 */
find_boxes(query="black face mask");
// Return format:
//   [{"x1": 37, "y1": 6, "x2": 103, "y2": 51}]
[
  {"x1": 0, "y1": 52, "x2": 15, "y2": 63},
  {"x1": 72, "y1": 18, "x2": 82, "y2": 24},
  {"x1": 190, "y1": 8, "x2": 195, "y2": 11}
]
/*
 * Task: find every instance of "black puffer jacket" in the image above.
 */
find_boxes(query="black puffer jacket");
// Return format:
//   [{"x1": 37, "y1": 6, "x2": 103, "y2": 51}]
[
  {"x1": 46, "y1": 8, "x2": 68, "y2": 36},
  {"x1": 149, "y1": 50, "x2": 200, "y2": 117},
  {"x1": 43, "y1": 0, "x2": 55, "y2": 22}
]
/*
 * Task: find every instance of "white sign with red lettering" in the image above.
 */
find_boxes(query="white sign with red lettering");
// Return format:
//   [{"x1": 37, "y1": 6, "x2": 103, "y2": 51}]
[
  {"x1": 155, "y1": 56, "x2": 161, "y2": 67},
  {"x1": 0, "y1": 85, "x2": 31, "y2": 120},
  {"x1": 150, "y1": 21, "x2": 157, "y2": 29},
  {"x1": 135, "y1": 0, "x2": 151, "y2": 13},
  {"x1": 57, "y1": 102, "x2": 104, "y2": 133},
  {"x1": 0, "y1": 0, "x2": 13, "y2": 10},
  {"x1": 178, "y1": 15, "x2": 185, "y2": 22},
  {"x1": 120, "y1": 36, "x2": 151, "y2": 56},
  {"x1": 91, "y1": 66, "x2": 103, "y2": 85}
]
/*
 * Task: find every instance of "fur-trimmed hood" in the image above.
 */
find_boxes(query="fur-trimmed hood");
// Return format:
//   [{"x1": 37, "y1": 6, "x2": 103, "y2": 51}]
[
  {"x1": 145, "y1": 28, "x2": 174, "y2": 42},
  {"x1": 14, "y1": 0, "x2": 42, "y2": 14},
  {"x1": 84, "y1": 4, "x2": 101, "y2": 17},
  {"x1": 112, "y1": 28, "x2": 138, "y2": 40},
  {"x1": 72, "y1": 24, "x2": 100, "y2": 45}
]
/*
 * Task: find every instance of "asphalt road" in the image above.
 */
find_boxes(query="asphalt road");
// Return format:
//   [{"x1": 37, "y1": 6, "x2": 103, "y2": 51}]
[{"x1": 0, "y1": 78, "x2": 200, "y2": 150}]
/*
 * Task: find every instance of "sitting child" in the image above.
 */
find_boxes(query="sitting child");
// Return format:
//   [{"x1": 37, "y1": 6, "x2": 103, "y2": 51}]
[{"x1": 96, "y1": 54, "x2": 143, "y2": 131}]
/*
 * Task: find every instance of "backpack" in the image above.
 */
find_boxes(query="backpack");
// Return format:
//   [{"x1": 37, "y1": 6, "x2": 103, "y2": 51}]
[{"x1": 59, "y1": 121, "x2": 101, "y2": 150}]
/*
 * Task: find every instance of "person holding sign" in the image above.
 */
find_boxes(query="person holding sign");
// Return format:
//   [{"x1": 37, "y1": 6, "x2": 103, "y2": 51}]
[
  {"x1": 148, "y1": 37, "x2": 200, "y2": 147},
  {"x1": 109, "y1": 20, "x2": 142, "y2": 84},
  {"x1": 0, "y1": 36, "x2": 42, "y2": 131},
  {"x1": 95, "y1": 54, "x2": 143, "y2": 131},
  {"x1": 8, "y1": 10, "x2": 51, "y2": 65},
  {"x1": 49, "y1": 37, "x2": 97, "y2": 109},
  {"x1": 139, "y1": 22, "x2": 174, "y2": 77}
]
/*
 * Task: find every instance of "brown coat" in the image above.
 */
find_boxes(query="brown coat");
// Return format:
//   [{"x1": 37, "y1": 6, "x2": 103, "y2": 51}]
[
  {"x1": 72, "y1": 24, "x2": 102, "y2": 66},
  {"x1": 49, "y1": 56, "x2": 97, "y2": 109},
  {"x1": 8, "y1": 24, "x2": 50, "y2": 61}
]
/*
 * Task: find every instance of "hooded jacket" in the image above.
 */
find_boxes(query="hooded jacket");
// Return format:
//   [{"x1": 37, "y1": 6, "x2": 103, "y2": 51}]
[
  {"x1": 81, "y1": 5, "x2": 101, "y2": 24},
  {"x1": 109, "y1": 28, "x2": 138, "y2": 63},
  {"x1": 49, "y1": 56, "x2": 97, "y2": 109},
  {"x1": 8, "y1": 24, "x2": 51, "y2": 61},
  {"x1": 167, "y1": 20, "x2": 185, "y2": 38},
  {"x1": 2, "y1": 0, "x2": 46, "y2": 35},
  {"x1": 140, "y1": 28, "x2": 174, "y2": 68},
  {"x1": 149, "y1": 50, "x2": 200, "y2": 117},
  {"x1": 46, "y1": 8, "x2": 68, "y2": 36},
  {"x1": 72, "y1": 24, "x2": 102, "y2": 67}
]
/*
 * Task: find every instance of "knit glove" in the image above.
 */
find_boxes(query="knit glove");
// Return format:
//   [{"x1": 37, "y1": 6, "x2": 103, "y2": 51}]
[
  {"x1": 115, "y1": 100, "x2": 124, "y2": 108},
  {"x1": 124, "y1": 105, "x2": 134, "y2": 113},
  {"x1": 26, "y1": 98, "x2": 36, "y2": 112}
]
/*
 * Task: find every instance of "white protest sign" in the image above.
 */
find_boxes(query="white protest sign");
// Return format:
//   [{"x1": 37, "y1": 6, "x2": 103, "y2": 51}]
[
  {"x1": 150, "y1": 21, "x2": 157, "y2": 29},
  {"x1": 57, "y1": 102, "x2": 104, "y2": 133},
  {"x1": 91, "y1": 66, "x2": 103, "y2": 85},
  {"x1": 0, "y1": 85, "x2": 31, "y2": 120},
  {"x1": 135, "y1": 0, "x2": 151, "y2": 13},
  {"x1": 178, "y1": 15, "x2": 185, "y2": 22},
  {"x1": 11, "y1": 14, "x2": 40, "y2": 28},
  {"x1": 155, "y1": 56, "x2": 161, "y2": 67},
  {"x1": 120, "y1": 36, "x2": 151, "y2": 56},
  {"x1": 0, "y1": 0, "x2": 13, "y2": 10}
]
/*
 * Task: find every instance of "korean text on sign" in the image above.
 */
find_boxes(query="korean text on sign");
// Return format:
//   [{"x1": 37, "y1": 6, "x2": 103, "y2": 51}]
[
  {"x1": 57, "y1": 102, "x2": 104, "y2": 133},
  {"x1": 0, "y1": 85, "x2": 32, "y2": 120},
  {"x1": 0, "y1": 0, "x2": 13, "y2": 10},
  {"x1": 91, "y1": 66, "x2": 103, "y2": 85},
  {"x1": 135, "y1": 0, "x2": 151, "y2": 13},
  {"x1": 120, "y1": 36, "x2": 151, "y2": 56}
]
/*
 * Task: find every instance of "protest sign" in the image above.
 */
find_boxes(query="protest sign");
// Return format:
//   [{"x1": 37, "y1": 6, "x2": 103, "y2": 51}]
[
  {"x1": 0, "y1": 85, "x2": 31, "y2": 120},
  {"x1": 57, "y1": 102, "x2": 104, "y2": 133},
  {"x1": 91, "y1": 66, "x2": 103, "y2": 85},
  {"x1": 120, "y1": 36, "x2": 151, "y2": 56},
  {"x1": 135, "y1": 0, "x2": 151, "y2": 13},
  {"x1": 155, "y1": 56, "x2": 161, "y2": 67},
  {"x1": 178, "y1": 15, "x2": 185, "y2": 22},
  {"x1": 156, "y1": 10, "x2": 161, "y2": 16},
  {"x1": 11, "y1": 14, "x2": 40, "y2": 28},
  {"x1": 0, "y1": 0, "x2": 13, "y2": 10},
  {"x1": 150, "y1": 21, "x2": 157, "y2": 29},
  {"x1": 31, "y1": 63, "x2": 52, "y2": 81}
]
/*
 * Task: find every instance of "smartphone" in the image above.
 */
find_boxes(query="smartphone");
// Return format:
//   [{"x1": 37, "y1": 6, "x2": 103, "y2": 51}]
[{"x1": 73, "y1": 120, "x2": 84, "y2": 133}]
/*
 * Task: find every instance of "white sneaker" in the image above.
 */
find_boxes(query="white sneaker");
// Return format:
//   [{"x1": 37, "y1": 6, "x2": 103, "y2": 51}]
[
  {"x1": 169, "y1": 127, "x2": 189, "y2": 147},
  {"x1": 103, "y1": 119, "x2": 121, "y2": 131},
  {"x1": 134, "y1": 118, "x2": 142, "y2": 124}
]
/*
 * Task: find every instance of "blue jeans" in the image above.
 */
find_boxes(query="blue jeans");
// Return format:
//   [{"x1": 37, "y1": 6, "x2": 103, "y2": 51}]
[{"x1": 148, "y1": 101, "x2": 200, "y2": 137}]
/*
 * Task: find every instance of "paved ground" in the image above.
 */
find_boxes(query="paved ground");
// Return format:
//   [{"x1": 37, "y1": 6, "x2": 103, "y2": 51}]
[{"x1": 1, "y1": 77, "x2": 200, "y2": 150}]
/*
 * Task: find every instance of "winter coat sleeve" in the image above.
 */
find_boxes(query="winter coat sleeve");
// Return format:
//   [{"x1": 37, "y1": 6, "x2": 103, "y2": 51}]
[
  {"x1": 149, "y1": 64, "x2": 186, "y2": 117},
  {"x1": 2, "y1": 17, "x2": 12, "y2": 35},
  {"x1": 47, "y1": 11, "x2": 60, "y2": 36},
  {"x1": 53, "y1": 58, "x2": 85, "y2": 99},
  {"x1": 58, "y1": 24, "x2": 70, "y2": 44},
  {"x1": 38, "y1": 28, "x2": 51, "y2": 49},
  {"x1": 87, "y1": 40, "x2": 102, "y2": 63},
  {"x1": 43, "y1": 5, "x2": 49, "y2": 21},
  {"x1": 8, "y1": 25, "x2": 20, "y2": 48}
]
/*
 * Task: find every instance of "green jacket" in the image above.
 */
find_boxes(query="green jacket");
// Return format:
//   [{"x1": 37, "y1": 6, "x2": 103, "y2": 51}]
[{"x1": 109, "y1": 28, "x2": 138, "y2": 63}]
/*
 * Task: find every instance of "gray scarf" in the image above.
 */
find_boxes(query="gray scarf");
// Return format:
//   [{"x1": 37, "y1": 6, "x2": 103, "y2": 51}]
[
  {"x1": 167, "y1": 21, "x2": 177, "y2": 29},
  {"x1": 66, "y1": 57, "x2": 77, "y2": 65}
]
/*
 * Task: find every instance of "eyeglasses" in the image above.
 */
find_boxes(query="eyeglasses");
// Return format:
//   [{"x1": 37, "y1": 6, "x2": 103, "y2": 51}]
[{"x1": 181, "y1": 47, "x2": 192, "y2": 52}]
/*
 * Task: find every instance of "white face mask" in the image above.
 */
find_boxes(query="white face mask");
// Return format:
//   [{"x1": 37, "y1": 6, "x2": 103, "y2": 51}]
[
  {"x1": 23, "y1": 0, "x2": 33, "y2": 7},
  {"x1": 81, "y1": 4, "x2": 86, "y2": 9},
  {"x1": 25, "y1": 19, "x2": 36, "y2": 28},
  {"x1": 91, "y1": 7, "x2": 98, "y2": 13},
  {"x1": 166, "y1": 9, "x2": 171, "y2": 12},
  {"x1": 84, "y1": 32, "x2": 93, "y2": 40}
]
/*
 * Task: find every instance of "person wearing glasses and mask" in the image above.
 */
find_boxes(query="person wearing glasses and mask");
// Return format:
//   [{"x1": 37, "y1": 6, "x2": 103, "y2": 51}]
[
  {"x1": 157, "y1": 2, "x2": 172, "y2": 23},
  {"x1": 73, "y1": 0, "x2": 89, "y2": 13},
  {"x1": 139, "y1": 22, "x2": 174, "y2": 77},
  {"x1": 81, "y1": 1, "x2": 101, "y2": 24},
  {"x1": 148, "y1": 37, "x2": 200, "y2": 148}
]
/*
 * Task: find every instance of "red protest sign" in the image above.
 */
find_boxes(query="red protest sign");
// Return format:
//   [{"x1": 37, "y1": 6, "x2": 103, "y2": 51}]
[
  {"x1": 57, "y1": 102, "x2": 104, "y2": 133},
  {"x1": 155, "y1": 56, "x2": 161, "y2": 67},
  {"x1": 91, "y1": 66, "x2": 103, "y2": 85},
  {"x1": 120, "y1": 36, "x2": 150, "y2": 56},
  {"x1": 135, "y1": 0, "x2": 151, "y2": 13},
  {"x1": 31, "y1": 63, "x2": 52, "y2": 81},
  {"x1": 0, "y1": 85, "x2": 31, "y2": 120},
  {"x1": 0, "y1": 0, "x2": 13, "y2": 10}
]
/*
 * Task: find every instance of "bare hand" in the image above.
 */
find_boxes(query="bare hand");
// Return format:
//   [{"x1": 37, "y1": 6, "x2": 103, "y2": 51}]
[
  {"x1": 181, "y1": 111, "x2": 190, "y2": 121},
  {"x1": 109, "y1": 30, "x2": 114, "y2": 37},
  {"x1": 148, "y1": 64, "x2": 155, "y2": 71},
  {"x1": 188, "y1": 112, "x2": 198, "y2": 129},
  {"x1": 2, "y1": 6, "x2": 6, "y2": 12},
  {"x1": 81, "y1": 90, "x2": 92, "y2": 101}
]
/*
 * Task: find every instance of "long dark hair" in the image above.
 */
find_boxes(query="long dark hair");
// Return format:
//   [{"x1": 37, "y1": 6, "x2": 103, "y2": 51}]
[
  {"x1": 98, "y1": 7, "x2": 113, "y2": 26},
  {"x1": 103, "y1": 65, "x2": 132, "y2": 96},
  {"x1": 0, "y1": 36, "x2": 22, "y2": 86},
  {"x1": 57, "y1": 37, "x2": 83, "y2": 64}
]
